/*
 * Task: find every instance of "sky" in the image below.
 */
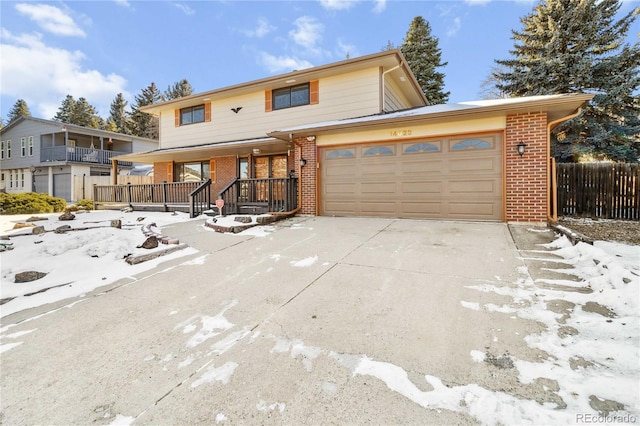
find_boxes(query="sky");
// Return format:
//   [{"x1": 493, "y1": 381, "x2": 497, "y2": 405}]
[
  {"x1": 1, "y1": 209, "x2": 639, "y2": 423},
  {"x1": 0, "y1": 0, "x2": 638, "y2": 123}
]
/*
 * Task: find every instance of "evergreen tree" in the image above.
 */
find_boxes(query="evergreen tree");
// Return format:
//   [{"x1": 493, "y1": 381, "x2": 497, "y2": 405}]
[
  {"x1": 400, "y1": 16, "x2": 450, "y2": 105},
  {"x1": 130, "y1": 82, "x2": 163, "y2": 140},
  {"x1": 108, "y1": 93, "x2": 133, "y2": 134},
  {"x1": 52, "y1": 95, "x2": 103, "y2": 129},
  {"x1": 7, "y1": 99, "x2": 31, "y2": 124},
  {"x1": 164, "y1": 79, "x2": 193, "y2": 100},
  {"x1": 495, "y1": 0, "x2": 640, "y2": 162}
]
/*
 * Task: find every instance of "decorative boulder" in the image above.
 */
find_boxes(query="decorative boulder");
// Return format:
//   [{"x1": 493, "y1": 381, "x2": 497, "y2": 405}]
[
  {"x1": 111, "y1": 219, "x2": 122, "y2": 229},
  {"x1": 55, "y1": 225, "x2": 72, "y2": 234},
  {"x1": 234, "y1": 216, "x2": 252, "y2": 224},
  {"x1": 32, "y1": 226, "x2": 46, "y2": 235},
  {"x1": 137, "y1": 235, "x2": 158, "y2": 249},
  {"x1": 15, "y1": 271, "x2": 47, "y2": 283},
  {"x1": 58, "y1": 211, "x2": 75, "y2": 221}
]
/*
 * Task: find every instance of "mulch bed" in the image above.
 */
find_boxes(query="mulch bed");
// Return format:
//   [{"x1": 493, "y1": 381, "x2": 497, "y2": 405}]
[{"x1": 556, "y1": 217, "x2": 640, "y2": 246}]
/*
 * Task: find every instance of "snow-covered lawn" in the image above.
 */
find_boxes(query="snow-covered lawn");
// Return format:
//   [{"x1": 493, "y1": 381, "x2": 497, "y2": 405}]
[{"x1": 0, "y1": 210, "x2": 201, "y2": 318}]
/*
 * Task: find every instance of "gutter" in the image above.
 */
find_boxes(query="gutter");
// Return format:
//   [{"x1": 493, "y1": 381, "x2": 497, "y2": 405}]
[{"x1": 547, "y1": 106, "x2": 583, "y2": 223}]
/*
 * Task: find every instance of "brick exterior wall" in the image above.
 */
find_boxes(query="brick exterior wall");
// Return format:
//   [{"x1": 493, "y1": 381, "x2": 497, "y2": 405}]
[
  {"x1": 296, "y1": 137, "x2": 317, "y2": 215},
  {"x1": 505, "y1": 111, "x2": 548, "y2": 222},
  {"x1": 212, "y1": 156, "x2": 237, "y2": 198}
]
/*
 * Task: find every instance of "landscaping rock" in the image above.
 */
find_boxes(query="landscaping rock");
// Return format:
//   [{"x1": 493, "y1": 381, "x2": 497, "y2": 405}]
[
  {"x1": 26, "y1": 216, "x2": 49, "y2": 222},
  {"x1": 137, "y1": 235, "x2": 158, "y2": 249},
  {"x1": 58, "y1": 211, "x2": 75, "y2": 221},
  {"x1": 55, "y1": 225, "x2": 72, "y2": 234},
  {"x1": 111, "y1": 219, "x2": 122, "y2": 229},
  {"x1": 234, "y1": 216, "x2": 252, "y2": 224},
  {"x1": 32, "y1": 226, "x2": 45, "y2": 235},
  {"x1": 13, "y1": 223, "x2": 35, "y2": 229},
  {"x1": 257, "y1": 215, "x2": 277, "y2": 224},
  {"x1": 15, "y1": 271, "x2": 48, "y2": 283}
]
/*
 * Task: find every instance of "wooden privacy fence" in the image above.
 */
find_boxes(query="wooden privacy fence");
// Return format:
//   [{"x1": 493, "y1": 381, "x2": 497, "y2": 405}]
[
  {"x1": 556, "y1": 163, "x2": 639, "y2": 220},
  {"x1": 73, "y1": 175, "x2": 153, "y2": 201}
]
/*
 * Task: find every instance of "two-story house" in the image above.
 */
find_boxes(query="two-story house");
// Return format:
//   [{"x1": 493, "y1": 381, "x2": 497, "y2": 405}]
[
  {"x1": 0, "y1": 116, "x2": 158, "y2": 201},
  {"x1": 113, "y1": 49, "x2": 592, "y2": 222}
]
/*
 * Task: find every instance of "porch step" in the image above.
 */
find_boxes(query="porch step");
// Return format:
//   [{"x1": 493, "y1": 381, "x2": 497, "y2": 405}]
[{"x1": 238, "y1": 203, "x2": 269, "y2": 214}]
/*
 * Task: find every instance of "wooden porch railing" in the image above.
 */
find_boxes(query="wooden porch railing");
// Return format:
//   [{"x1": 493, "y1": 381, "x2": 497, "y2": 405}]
[
  {"x1": 189, "y1": 179, "x2": 212, "y2": 218},
  {"x1": 93, "y1": 181, "x2": 206, "y2": 217},
  {"x1": 218, "y1": 177, "x2": 298, "y2": 215}
]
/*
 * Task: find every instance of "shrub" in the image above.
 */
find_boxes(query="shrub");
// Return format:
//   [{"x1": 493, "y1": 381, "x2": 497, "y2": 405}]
[
  {"x1": 67, "y1": 199, "x2": 94, "y2": 211},
  {"x1": 0, "y1": 193, "x2": 67, "y2": 214}
]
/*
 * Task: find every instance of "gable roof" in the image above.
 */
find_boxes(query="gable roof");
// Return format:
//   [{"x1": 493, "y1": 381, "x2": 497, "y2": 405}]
[
  {"x1": 0, "y1": 115, "x2": 158, "y2": 143},
  {"x1": 267, "y1": 93, "x2": 595, "y2": 139},
  {"x1": 140, "y1": 49, "x2": 427, "y2": 115}
]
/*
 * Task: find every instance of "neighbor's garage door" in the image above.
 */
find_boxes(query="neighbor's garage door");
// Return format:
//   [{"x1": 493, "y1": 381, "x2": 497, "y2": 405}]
[{"x1": 320, "y1": 134, "x2": 503, "y2": 221}]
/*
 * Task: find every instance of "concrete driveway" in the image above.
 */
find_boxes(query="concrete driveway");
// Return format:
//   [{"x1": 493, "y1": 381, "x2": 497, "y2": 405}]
[{"x1": 0, "y1": 217, "x2": 577, "y2": 424}]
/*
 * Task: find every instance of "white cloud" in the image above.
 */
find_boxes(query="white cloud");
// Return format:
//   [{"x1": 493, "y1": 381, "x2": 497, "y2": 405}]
[
  {"x1": 289, "y1": 16, "x2": 324, "y2": 51},
  {"x1": 172, "y1": 2, "x2": 195, "y2": 15},
  {"x1": 114, "y1": 0, "x2": 132, "y2": 8},
  {"x1": 257, "y1": 52, "x2": 314, "y2": 74},
  {"x1": 243, "y1": 17, "x2": 276, "y2": 38},
  {"x1": 372, "y1": 0, "x2": 386, "y2": 13},
  {"x1": 318, "y1": 0, "x2": 358, "y2": 10},
  {"x1": 15, "y1": 3, "x2": 86, "y2": 37},
  {"x1": 447, "y1": 17, "x2": 462, "y2": 37},
  {"x1": 0, "y1": 29, "x2": 129, "y2": 119},
  {"x1": 336, "y1": 39, "x2": 358, "y2": 59}
]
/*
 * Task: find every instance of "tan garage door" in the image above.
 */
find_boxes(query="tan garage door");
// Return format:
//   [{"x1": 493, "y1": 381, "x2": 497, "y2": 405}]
[{"x1": 320, "y1": 134, "x2": 503, "y2": 221}]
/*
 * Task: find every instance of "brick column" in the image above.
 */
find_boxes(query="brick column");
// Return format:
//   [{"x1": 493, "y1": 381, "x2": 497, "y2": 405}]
[
  {"x1": 296, "y1": 136, "x2": 317, "y2": 215},
  {"x1": 505, "y1": 111, "x2": 548, "y2": 222}
]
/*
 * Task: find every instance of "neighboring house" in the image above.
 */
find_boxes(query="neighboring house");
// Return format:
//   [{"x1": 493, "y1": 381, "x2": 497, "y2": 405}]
[
  {"x1": 0, "y1": 116, "x2": 158, "y2": 201},
  {"x1": 114, "y1": 49, "x2": 592, "y2": 222}
]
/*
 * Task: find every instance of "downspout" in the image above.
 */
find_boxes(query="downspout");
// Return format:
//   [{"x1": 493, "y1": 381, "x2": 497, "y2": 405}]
[
  {"x1": 547, "y1": 107, "x2": 583, "y2": 222},
  {"x1": 277, "y1": 135, "x2": 302, "y2": 215},
  {"x1": 381, "y1": 64, "x2": 401, "y2": 113}
]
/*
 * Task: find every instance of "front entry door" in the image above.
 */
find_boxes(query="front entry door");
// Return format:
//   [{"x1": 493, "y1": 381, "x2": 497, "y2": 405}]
[{"x1": 254, "y1": 155, "x2": 287, "y2": 201}]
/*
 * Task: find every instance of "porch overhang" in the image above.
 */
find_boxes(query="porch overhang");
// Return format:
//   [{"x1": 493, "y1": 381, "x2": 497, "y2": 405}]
[{"x1": 112, "y1": 137, "x2": 293, "y2": 164}]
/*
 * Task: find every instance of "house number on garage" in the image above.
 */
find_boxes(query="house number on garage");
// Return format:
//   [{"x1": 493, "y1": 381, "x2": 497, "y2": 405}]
[{"x1": 391, "y1": 129, "x2": 412, "y2": 137}]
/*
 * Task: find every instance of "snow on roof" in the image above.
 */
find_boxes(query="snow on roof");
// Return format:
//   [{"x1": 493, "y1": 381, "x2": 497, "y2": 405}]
[{"x1": 271, "y1": 94, "x2": 584, "y2": 134}]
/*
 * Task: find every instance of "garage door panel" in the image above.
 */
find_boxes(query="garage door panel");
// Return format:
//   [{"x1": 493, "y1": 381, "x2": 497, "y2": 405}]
[
  {"x1": 361, "y1": 182, "x2": 396, "y2": 194},
  {"x1": 325, "y1": 164, "x2": 356, "y2": 178},
  {"x1": 401, "y1": 160, "x2": 443, "y2": 174},
  {"x1": 321, "y1": 134, "x2": 503, "y2": 221},
  {"x1": 400, "y1": 202, "x2": 442, "y2": 215},
  {"x1": 449, "y1": 157, "x2": 497, "y2": 172},
  {"x1": 324, "y1": 200, "x2": 357, "y2": 215},
  {"x1": 449, "y1": 179, "x2": 498, "y2": 194},
  {"x1": 325, "y1": 182, "x2": 356, "y2": 194},
  {"x1": 448, "y1": 201, "x2": 499, "y2": 218},
  {"x1": 401, "y1": 181, "x2": 442, "y2": 194},
  {"x1": 360, "y1": 201, "x2": 397, "y2": 215}
]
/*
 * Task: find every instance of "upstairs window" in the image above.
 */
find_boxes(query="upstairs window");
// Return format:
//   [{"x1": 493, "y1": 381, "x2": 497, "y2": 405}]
[
  {"x1": 1, "y1": 141, "x2": 4, "y2": 160},
  {"x1": 28, "y1": 136, "x2": 34, "y2": 156},
  {"x1": 180, "y1": 105, "x2": 206, "y2": 125},
  {"x1": 6, "y1": 140, "x2": 11, "y2": 159},
  {"x1": 273, "y1": 83, "x2": 310, "y2": 110},
  {"x1": 21, "y1": 138, "x2": 26, "y2": 157}
]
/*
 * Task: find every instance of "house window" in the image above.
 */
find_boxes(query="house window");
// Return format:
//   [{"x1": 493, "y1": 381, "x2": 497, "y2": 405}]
[
  {"x1": 451, "y1": 139, "x2": 491, "y2": 151},
  {"x1": 20, "y1": 170, "x2": 25, "y2": 187},
  {"x1": 174, "y1": 161, "x2": 210, "y2": 182},
  {"x1": 363, "y1": 146, "x2": 394, "y2": 156},
  {"x1": 326, "y1": 148, "x2": 355, "y2": 159},
  {"x1": 28, "y1": 136, "x2": 34, "y2": 156},
  {"x1": 6, "y1": 140, "x2": 11, "y2": 159},
  {"x1": 9, "y1": 172, "x2": 13, "y2": 188},
  {"x1": 404, "y1": 142, "x2": 440, "y2": 154},
  {"x1": 1, "y1": 141, "x2": 4, "y2": 160},
  {"x1": 180, "y1": 105, "x2": 206, "y2": 125},
  {"x1": 273, "y1": 83, "x2": 310, "y2": 110},
  {"x1": 21, "y1": 138, "x2": 26, "y2": 157}
]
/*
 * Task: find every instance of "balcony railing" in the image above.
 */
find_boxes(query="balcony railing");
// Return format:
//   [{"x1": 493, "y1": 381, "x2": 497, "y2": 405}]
[{"x1": 41, "y1": 146, "x2": 132, "y2": 166}]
